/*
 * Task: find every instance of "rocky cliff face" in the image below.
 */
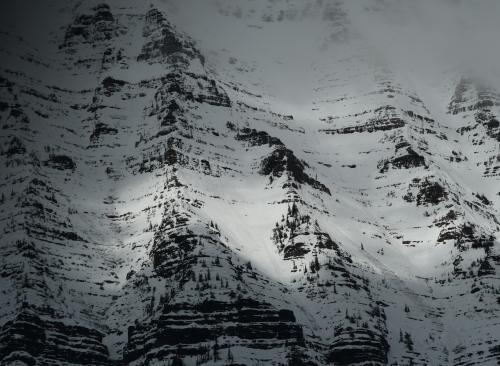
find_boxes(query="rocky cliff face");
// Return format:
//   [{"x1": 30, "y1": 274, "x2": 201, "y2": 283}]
[{"x1": 0, "y1": 1, "x2": 499, "y2": 365}]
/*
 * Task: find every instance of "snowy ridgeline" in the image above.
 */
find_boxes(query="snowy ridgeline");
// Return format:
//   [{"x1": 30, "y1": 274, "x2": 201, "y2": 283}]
[{"x1": 0, "y1": 1, "x2": 499, "y2": 365}]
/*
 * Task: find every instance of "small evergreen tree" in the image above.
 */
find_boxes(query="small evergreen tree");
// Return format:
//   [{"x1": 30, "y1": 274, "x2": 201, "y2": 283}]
[
  {"x1": 404, "y1": 332, "x2": 414, "y2": 351},
  {"x1": 227, "y1": 347, "x2": 234, "y2": 362}
]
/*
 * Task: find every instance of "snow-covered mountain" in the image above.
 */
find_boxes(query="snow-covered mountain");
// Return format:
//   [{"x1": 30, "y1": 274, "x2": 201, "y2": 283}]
[{"x1": 0, "y1": 1, "x2": 499, "y2": 365}]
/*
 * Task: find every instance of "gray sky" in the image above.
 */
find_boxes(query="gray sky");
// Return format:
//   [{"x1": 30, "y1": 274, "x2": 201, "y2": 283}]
[
  {"x1": 162, "y1": 0, "x2": 500, "y2": 91},
  {"x1": 2, "y1": 0, "x2": 500, "y2": 91}
]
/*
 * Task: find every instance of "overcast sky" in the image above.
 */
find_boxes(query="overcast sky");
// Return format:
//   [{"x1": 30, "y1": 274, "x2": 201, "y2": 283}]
[
  {"x1": 161, "y1": 0, "x2": 500, "y2": 89},
  {"x1": 2, "y1": 0, "x2": 500, "y2": 91}
]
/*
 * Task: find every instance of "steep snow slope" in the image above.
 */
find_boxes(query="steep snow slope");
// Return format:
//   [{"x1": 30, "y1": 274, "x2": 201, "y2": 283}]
[{"x1": 0, "y1": 1, "x2": 499, "y2": 365}]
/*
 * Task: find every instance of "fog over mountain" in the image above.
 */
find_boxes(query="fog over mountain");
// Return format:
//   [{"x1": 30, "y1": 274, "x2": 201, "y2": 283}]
[{"x1": 0, "y1": 1, "x2": 499, "y2": 365}]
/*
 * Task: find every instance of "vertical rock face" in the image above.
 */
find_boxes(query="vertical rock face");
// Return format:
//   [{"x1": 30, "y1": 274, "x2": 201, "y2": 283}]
[
  {"x1": 0, "y1": 310, "x2": 112, "y2": 366},
  {"x1": 449, "y1": 77, "x2": 500, "y2": 178},
  {"x1": 0, "y1": 1, "x2": 499, "y2": 366},
  {"x1": 137, "y1": 8, "x2": 200, "y2": 66}
]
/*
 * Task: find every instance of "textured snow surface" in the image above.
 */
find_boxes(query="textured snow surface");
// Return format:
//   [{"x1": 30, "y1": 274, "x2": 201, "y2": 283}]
[{"x1": 0, "y1": 1, "x2": 499, "y2": 365}]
